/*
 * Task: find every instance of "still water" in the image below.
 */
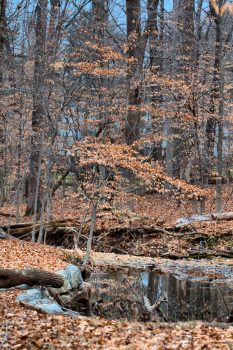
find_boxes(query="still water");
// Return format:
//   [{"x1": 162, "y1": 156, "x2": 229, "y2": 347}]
[{"x1": 89, "y1": 265, "x2": 233, "y2": 322}]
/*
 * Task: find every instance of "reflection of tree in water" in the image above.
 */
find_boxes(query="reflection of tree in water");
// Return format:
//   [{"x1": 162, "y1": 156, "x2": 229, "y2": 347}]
[
  {"x1": 149, "y1": 273, "x2": 232, "y2": 322},
  {"x1": 90, "y1": 270, "x2": 145, "y2": 321},
  {"x1": 89, "y1": 269, "x2": 233, "y2": 323}
]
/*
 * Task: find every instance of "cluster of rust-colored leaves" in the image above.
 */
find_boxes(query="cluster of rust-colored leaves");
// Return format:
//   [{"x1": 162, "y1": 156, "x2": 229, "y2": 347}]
[{"x1": 72, "y1": 139, "x2": 210, "y2": 200}]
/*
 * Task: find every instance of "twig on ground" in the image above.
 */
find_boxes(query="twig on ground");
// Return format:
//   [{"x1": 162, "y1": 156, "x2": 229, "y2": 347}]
[{"x1": 0, "y1": 321, "x2": 10, "y2": 349}]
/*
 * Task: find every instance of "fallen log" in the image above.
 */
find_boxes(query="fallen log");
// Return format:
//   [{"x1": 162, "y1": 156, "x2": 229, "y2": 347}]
[
  {"x1": 1, "y1": 218, "x2": 168, "y2": 244},
  {"x1": 0, "y1": 218, "x2": 214, "y2": 249},
  {"x1": 212, "y1": 212, "x2": 233, "y2": 221},
  {"x1": 175, "y1": 212, "x2": 233, "y2": 228},
  {"x1": 0, "y1": 268, "x2": 64, "y2": 289},
  {"x1": 0, "y1": 219, "x2": 79, "y2": 236},
  {"x1": 162, "y1": 249, "x2": 233, "y2": 260},
  {"x1": 0, "y1": 214, "x2": 109, "y2": 238},
  {"x1": 0, "y1": 229, "x2": 19, "y2": 240},
  {"x1": 0, "y1": 211, "x2": 16, "y2": 217}
]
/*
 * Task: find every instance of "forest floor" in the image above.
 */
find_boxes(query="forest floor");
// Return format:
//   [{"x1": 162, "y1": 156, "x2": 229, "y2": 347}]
[
  {"x1": 1, "y1": 188, "x2": 233, "y2": 348},
  {"x1": 0, "y1": 239, "x2": 233, "y2": 349},
  {"x1": 2, "y1": 288, "x2": 233, "y2": 349},
  {"x1": 1, "y1": 186, "x2": 233, "y2": 257}
]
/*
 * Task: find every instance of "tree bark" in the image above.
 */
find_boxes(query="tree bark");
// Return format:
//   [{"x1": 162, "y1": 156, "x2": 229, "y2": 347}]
[
  {"x1": 92, "y1": 0, "x2": 109, "y2": 142},
  {"x1": 207, "y1": 0, "x2": 225, "y2": 212},
  {"x1": 0, "y1": 0, "x2": 7, "y2": 83},
  {"x1": 25, "y1": 0, "x2": 48, "y2": 216},
  {"x1": 172, "y1": 0, "x2": 195, "y2": 178},
  {"x1": 205, "y1": 5, "x2": 221, "y2": 178},
  {"x1": 148, "y1": 0, "x2": 162, "y2": 160},
  {"x1": 0, "y1": 268, "x2": 64, "y2": 289},
  {"x1": 92, "y1": 0, "x2": 108, "y2": 38},
  {"x1": 124, "y1": 0, "x2": 160, "y2": 145},
  {"x1": 124, "y1": 0, "x2": 142, "y2": 145}
]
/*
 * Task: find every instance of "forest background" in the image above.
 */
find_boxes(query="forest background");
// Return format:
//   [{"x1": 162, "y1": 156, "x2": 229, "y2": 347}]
[{"x1": 1, "y1": 0, "x2": 233, "y2": 253}]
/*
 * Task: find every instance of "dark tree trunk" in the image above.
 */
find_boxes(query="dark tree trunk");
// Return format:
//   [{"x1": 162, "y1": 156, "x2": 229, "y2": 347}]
[
  {"x1": 124, "y1": 0, "x2": 142, "y2": 145},
  {"x1": 148, "y1": 0, "x2": 162, "y2": 160},
  {"x1": 92, "y1": 0, "x2": 109, "y2": 140},
  {"x1": 205, "y1": 1, "x2": 222, "y2": 179},
  {"x1": 124, "y1": 0, "x2": 160, "y2": 145},
  {"x1": 25, "y1": 0, "x2": 48, "y2": 216},
  {"x1": 0, "y1": 0, "x2": 7, "y2": 83},
  {"x1": 172, "y1": 0, "x2": 195, "y2": 178},
  {"x1": 92, "y1": 0, "x2": 108, "y2": 38}
]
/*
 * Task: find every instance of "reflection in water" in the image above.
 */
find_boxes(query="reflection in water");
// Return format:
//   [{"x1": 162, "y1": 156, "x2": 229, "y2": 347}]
[{"x1": 89, "y1": 269, "x2": 233, "y2": 322}]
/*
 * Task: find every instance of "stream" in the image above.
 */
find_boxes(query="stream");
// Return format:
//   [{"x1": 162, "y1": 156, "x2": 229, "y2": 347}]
[{"x1": 88, "y1": 262, "x2": 233, "y2": 322}]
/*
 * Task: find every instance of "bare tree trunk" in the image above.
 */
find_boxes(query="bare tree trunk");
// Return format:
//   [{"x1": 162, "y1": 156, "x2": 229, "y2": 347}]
[
  {"x1": 205, "y1": 9, "x2": 221, "y2": 179},
  {"x1": 0, "y1": 0, "x2": 7, "y2": 83},
  {"x1": 124, "y1": 0, "x2": 160, "y2": 145},
  {"x1": 92, "y1": 0, "x2": 108, "y2": 38},
  {"x1": 124, "y1": 0, "x2": 142, "y2": 145},
  {"x1": 195, "y1": 0, "x2": 203, "y2": 62},
  {"x1": 36, "y1": 0, "x2": 61, "y2": 240},
  {"x1": 207, "y1": 0, "x2": 225, "y2": 212},
  {"x1": 191, "y1": 0, "x2": 205, "y2": 212},
  {"x1": 0, "y1": 1, "x2": 7, "y2": 205},
  {"x1": 216, "y1": 14, "x2": 224, "y2": 212},
  {"x1": 172, "y1": 0, "x2": 195, "y2": 178},
  {"x1": 148, "y1": 0, "x2": 160, "y2": 69},
  {"x1": 82, "y1": 202, "x2": 98, "y2": 268},
  {"x1": 25, "y1": 0, "x2": 48, "y2": 216},
  {"x1": 148, "y1": 0, "x2": 162, "y2": 160},
  {"x1": 92, "y1": 0, "x2": 109, "y2": 143}
]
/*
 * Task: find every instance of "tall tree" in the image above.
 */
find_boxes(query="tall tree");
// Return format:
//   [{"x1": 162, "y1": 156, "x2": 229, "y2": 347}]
[
  {"x1": 25, "y1": 0, "x2": 48, "y2": 217},
  {"x1": 205, "y1": 0, "x2": 223, "y2": 178},
  {"x1": 207, "y1": 0, "x2": 225, "y2": 212},
  {"x1": 124, "y1": 0, "x2": 159, "y2": 145},
  {"x1": 0, "y1": 0, "x2": 7, "y2": 83},
  {"x1": 92, "y1": 0, "x2": 108, "y2": 38},
  {"x1": 0, "y1": 0, "x2": 7, "y2": 205},
  {"x1": 124, "y1": 0, "x2": 142, "y2": 145},
  {"x1": 92, "y1": 0, "x2": 109, "y2": 138},
  {"x1": 149, "y1": 0, "x2": 163, "y2": 161},
  {"x1": 170, "y1": 0, "x2": 195, "y2": 178}
]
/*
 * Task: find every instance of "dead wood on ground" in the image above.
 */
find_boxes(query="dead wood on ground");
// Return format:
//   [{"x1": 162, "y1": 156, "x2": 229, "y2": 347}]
[
  {"x1": 162, "y1": 249, "x2": 233, "y2": 260},
  {"x1": 212, "y1": 212, "x2": 233, "y2": 221},
  {"x1": 1, "y1": 210, "x2": 233, "y2": 250},
  {"x1": 0, "y1": 268, "x2": 64, "y2": 288}
]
